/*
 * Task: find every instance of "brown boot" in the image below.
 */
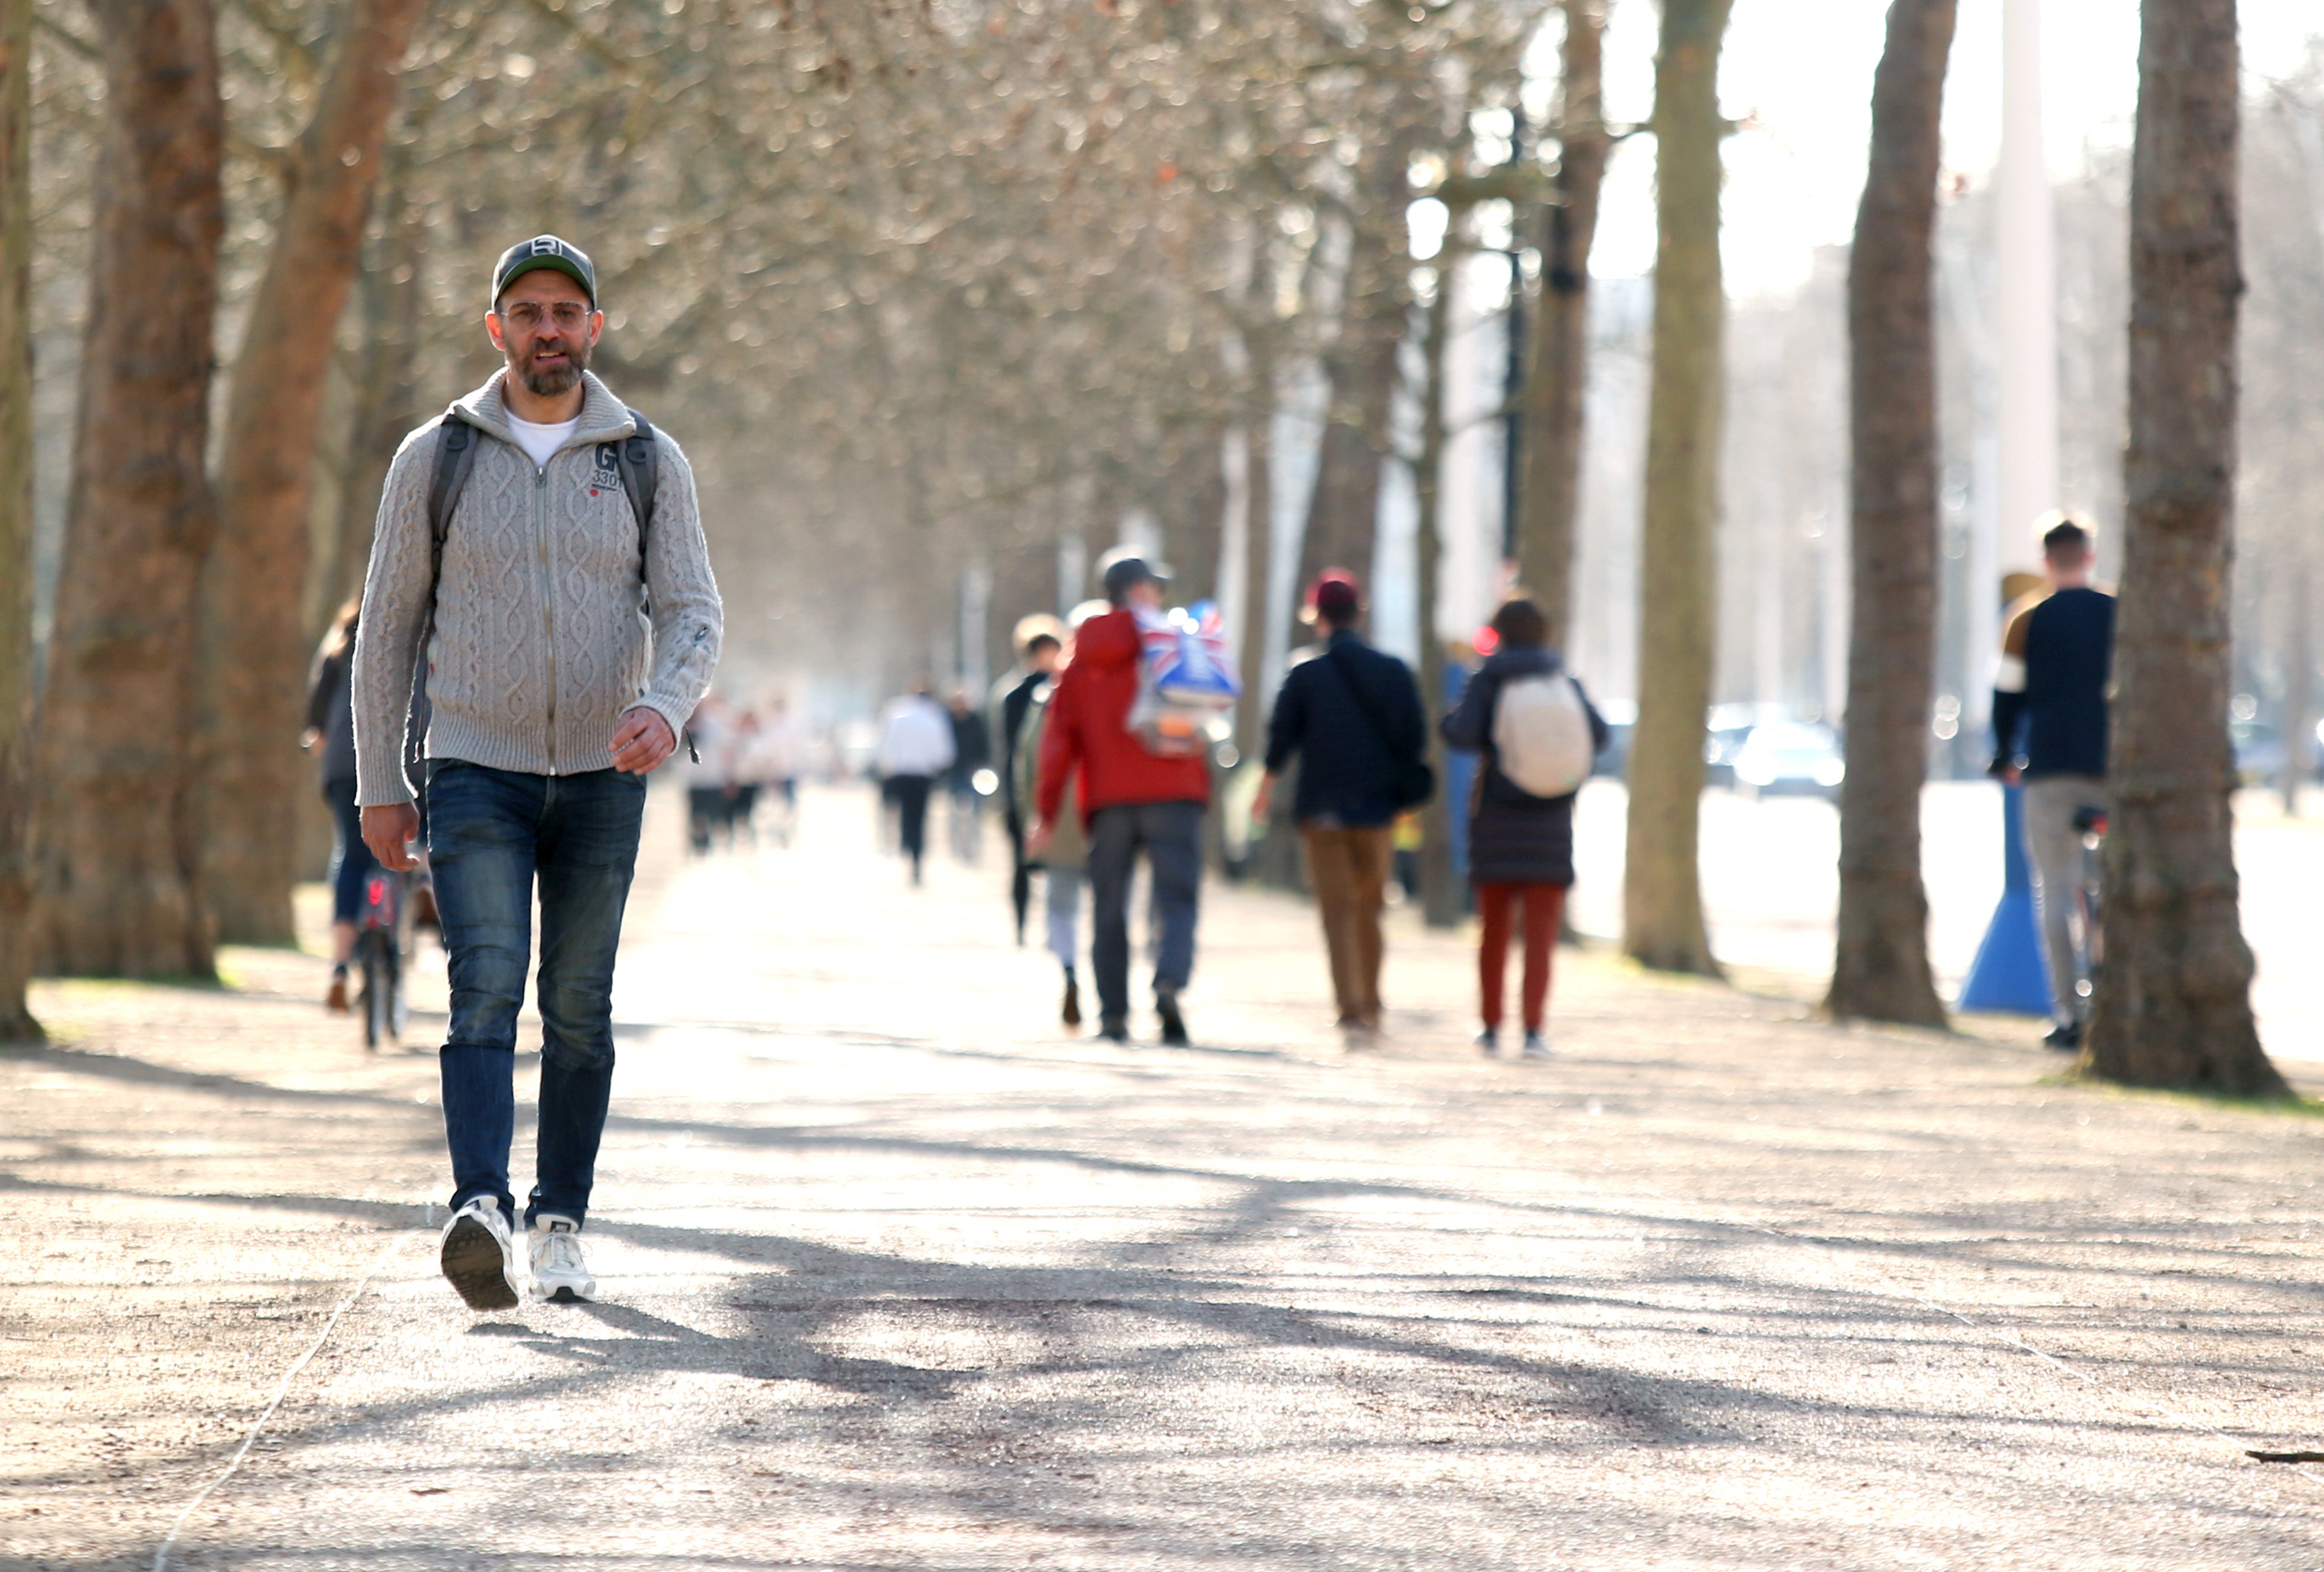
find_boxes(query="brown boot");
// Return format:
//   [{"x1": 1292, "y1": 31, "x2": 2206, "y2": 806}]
[
  {"x1": 1060, "y1": 969, "x2": 1082, "y2": 1028},
  {"x1": 326, "y1": 968, "x2": 350, "y2": 1013}
]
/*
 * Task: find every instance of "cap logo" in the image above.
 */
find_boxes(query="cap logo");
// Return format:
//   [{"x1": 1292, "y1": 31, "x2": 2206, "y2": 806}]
[{"x1": 531, "y1": 237, "x2": 563, "y2": 257}]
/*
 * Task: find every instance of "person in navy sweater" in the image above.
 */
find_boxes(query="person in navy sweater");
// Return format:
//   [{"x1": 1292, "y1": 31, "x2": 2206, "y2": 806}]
[
  {"x1": 1254, "y1": 572, "x2": 1427, "y2": 1044},
  {"x1": 1990, "y1": 516, "x2": 2115, "y2": 1049}
]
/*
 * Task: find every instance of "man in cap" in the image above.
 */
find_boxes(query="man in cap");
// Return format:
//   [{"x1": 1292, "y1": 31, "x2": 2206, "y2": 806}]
[
  {"x1": 1029, "y1": 549, "x2": 1209, "y2": 1045},
  {"x1": 1253, "y1": 571, "x2": 1427, "y2": 1045},
  {"x1": 353, "y1": 235, "x2": 723, "y2": 1310}
]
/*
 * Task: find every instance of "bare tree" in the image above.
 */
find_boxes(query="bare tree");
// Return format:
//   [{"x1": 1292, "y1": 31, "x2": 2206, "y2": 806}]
[
  {"x1": 199, "y1": 0, "x2": 428, "y2": 945},
  {"x1": 0, "y1": 0, "x2": 34, "y2": 1038},
  {"x1": 32, "y1": 0, "x2": 224, "y2": 979},
  {"x1": 1514, "y1": 0, "x2": 1609, "y2": 652},
  {"x1": 1622, "y1": 0, "x2": 1731, "y2": 976},
  {"x1": 1827, "y1": 0, "x2": 1956, "y2": 1027},
  {"x1": 2084, "y1": 0, "x2": 2287, "y2": 1095}
]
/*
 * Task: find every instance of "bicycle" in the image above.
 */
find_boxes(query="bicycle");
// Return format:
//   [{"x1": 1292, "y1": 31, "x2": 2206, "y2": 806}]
[
  {"x1": 352, "y1": 866, "x2": 415, "y2": 1051},
  {"x1": 2070, "y1": 803, "x2": 2107, "y2": 1009}
]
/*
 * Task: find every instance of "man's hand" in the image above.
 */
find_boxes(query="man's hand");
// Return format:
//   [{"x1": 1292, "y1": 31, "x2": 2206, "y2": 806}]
[
  {"x1": 361, "y1": 803, "x2": 422, "y2": 872},
  {"x1": 1250, "y1": 770, "x2": 1279, "y2": 823},
  {"x1": 1024, "y1": 816, "x2": 1055, "y2": 860},
  {"x1": 611, "y1": 706, "x2": 677, "y2": 774}
]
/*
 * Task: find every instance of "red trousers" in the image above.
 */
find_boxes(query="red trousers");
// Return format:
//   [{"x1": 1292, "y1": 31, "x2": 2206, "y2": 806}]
[{"x1": 1476, "y1": 882, "x2": 1566, "y2": 1032}]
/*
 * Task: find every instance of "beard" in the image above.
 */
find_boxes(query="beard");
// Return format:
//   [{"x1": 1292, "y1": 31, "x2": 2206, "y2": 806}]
[{"x1": 513, "y1": 335, "x2": 589, "y2": 397}]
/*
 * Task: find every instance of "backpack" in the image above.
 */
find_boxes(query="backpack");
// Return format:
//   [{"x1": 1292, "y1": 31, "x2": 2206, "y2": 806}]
[
  {"x1": 1491, "y1": 671, "x2": 1594, "y2": 799},
  {"x1": 1126, "y1": 602, "x2": 1238, "y2": 758},
  {"x1": 403, "y1": 405, "x2": 683, "y2": 778}
]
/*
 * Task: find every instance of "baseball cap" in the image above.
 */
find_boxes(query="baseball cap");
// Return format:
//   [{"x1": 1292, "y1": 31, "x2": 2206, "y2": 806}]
[
  {"x1": 492, "y1": 235, "x2": 597, "y2": 309},
  {"x1": 1302, "y1": 568, "x2": 1362, "y2": 625},
  {"x1": 1097, "y1": 544, "x2": 1173, "y2": 602}
]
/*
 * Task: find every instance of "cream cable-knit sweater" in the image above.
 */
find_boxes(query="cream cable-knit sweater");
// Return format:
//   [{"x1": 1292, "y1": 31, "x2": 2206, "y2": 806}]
[{"x1": 350, "y1": 371, "x2": 723, "y2": 807}]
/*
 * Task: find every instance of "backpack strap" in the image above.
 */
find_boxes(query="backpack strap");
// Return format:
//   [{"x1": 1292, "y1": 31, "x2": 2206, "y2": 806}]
[
  {"x1": 618, "y1": 407, "x2": 660, "y2": 542},
  {"x1": 406, "y1": 409, "x2": 478, "y2": 782}
]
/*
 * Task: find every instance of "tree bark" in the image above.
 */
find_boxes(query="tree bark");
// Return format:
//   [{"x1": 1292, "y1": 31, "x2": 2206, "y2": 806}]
[
  {"x1": 2085, "y1": 0, "x2": 2287, "y2": 1095},
  {"x1": 32, "y1": 0, "x2": 224, "y2": 980},
  {"x1": 1826, "y1": 0, "x2": 1956, "y2": 1028},
  {"x1": 0, "y1": 0, "x2": 37, "y2": 1039},
  {"x1": 200, "y1": 0, "x2": 427, "y2": 945},
  {"x1": 1415, "y1": 250, "x2": 1460, "y2": 929},
  {"x1": 1514, "y1": 0, "x2": 1609, "y2": 654},
  {"x1": 1621, "y1": 0, "x2": 1731, "y2": 976},
  {"x1": 319, "y1": 144, "x2": 425, "y2": 628},
  {"x1": 1303, "y1": 161, "x2": 1409, "y2": 593},
  {"x1": 2280, "y1": 562, "x2": 2310, "y2": 816}
]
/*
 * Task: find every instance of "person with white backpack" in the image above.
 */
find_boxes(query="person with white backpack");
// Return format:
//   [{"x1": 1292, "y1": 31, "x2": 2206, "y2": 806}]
[{"x1": 1438, "y1": 597, "x2": 1608, "y2": 1059}]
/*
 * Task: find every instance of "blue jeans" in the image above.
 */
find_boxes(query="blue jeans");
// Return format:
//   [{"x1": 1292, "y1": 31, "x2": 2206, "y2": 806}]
[
  {"x1": 324, "y1": 776, "x2": 377, "y2": 926},
  {"x1": 426, "y1": 761, "x2": 645, "y2": 1229},
  {"x1": 1085, "y1": 800, "x2": 1203, "y2": 1022}
]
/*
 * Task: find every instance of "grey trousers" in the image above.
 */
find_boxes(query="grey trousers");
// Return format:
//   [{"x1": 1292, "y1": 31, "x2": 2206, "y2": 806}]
[
  {"x1": 2021, "y1": 774, "x2": 2108, "y2": 1025},
  {"x1": 1045, "y1": 865, "x2": 1083, "y2": 971}
]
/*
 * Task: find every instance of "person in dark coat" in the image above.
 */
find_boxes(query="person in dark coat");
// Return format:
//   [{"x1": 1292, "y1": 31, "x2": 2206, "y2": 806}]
[
  {"x1": 991, "y1": 617, "x2": 1065, "y2": 942},
  {"x1": 1438, "y1": 597, "x2": 1607, "y2": 1059},
  {"x1": 1254, "y1": 571, "x2": 1427, "y2": 1043},
  {"x1": 302, "y1": 599, "x2": 379, "y2": 1015}
]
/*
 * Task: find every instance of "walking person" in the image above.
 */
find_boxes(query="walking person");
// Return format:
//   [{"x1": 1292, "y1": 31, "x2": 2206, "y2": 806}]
[
  {"x1": 993, "y1": 617, "x2": 1065, "y2": 942},
  {"x1": 756, "y1": 694, "x2": 808, "y2": 846},
  {"x1": 1251, "y1": 572, "x2": 1428, "y2": 1046},
  {"x1": 352, "y1": 235, "x2": 723, "y2": 1310},
  {"x1": 1990, "y1": 516, "x2": 2116, "y2": 1050},
  {"x1": 1439, "y1": 598, "x2": 1607, "y2": 1059},
  {"x1": 1012, "y1": 654, "x2": 1088, "y2": 1026},
  {"x1": 945, "y1": 687, "x2": 992, "y2": 864},
  {"x1": 1029, "y1": 554, "x2": 1208, "y2": 1046},
  {"x1": 302, "y1": 598, "x2": 378, "y2": 1015},
  {"x1": 875, "y1": 680, "x2": 955, "y2": 885}
]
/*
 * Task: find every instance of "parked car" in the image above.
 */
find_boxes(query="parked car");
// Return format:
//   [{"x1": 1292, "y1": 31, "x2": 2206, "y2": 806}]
[
  {"x1": 1705, "y1": 703, "x2": 1788, "y2": 789},
  {"x1": 1592, "y1": 698, "x2": 1636, "y2": 780},
  {"x1": 1730, "y1": 720, "x2": 1846, "y2": 800}
]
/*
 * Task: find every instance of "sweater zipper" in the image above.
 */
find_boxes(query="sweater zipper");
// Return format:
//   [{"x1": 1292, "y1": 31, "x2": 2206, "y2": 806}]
[{"x1": 536, "y1": 463, "x2": 559, "y2": 769}]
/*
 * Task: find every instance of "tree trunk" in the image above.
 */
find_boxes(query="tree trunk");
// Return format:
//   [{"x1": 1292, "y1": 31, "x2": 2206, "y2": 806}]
[
  {"x1": 2085, "y1": 0, "x2": 2287, "y2": 1095},
  {"x1": 1415, "y1": 250, "x2": 1460, "y2": 929},
  {"x1": 1303, "y1": 176, "x2": 1407, "y2": 592},
  {"x1": 2280, "y1": 562, "x2": 2310, "y2": 817},
  {"x1": 1514, "y1": 0, "x2": 1610, "y2": 654},
  {"x1": 0, "y1": 0, "x2": 36, "y2": 1039},
  {"x1": 200, "y1": 0, "x2": 425, "y2": 945},
  {"x1": 1621, "y1": 0, "x2": 1731, "y2": 976},
  {"x1": 319, "y1": 143, "x2": 425, "y2": 627},
  {"x1": 1826, "y1": 0, "x2": 1957, "y2": 1028},
  {"x1": 32, "y1": 0, "x2": 224, "y2": 980}
]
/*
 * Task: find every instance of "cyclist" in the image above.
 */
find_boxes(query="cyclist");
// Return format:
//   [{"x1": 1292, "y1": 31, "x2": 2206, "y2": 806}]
[
  {"x1": 352, "y1": 236, "x2": 723, "y2": 1310},
  {"x1": 1990, "y1": 516, "x2": 2114, "y2": 1050}
]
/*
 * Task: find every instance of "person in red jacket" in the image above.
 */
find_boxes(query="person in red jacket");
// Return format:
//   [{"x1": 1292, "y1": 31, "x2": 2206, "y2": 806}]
[{"x1": 1027, "y1": 552, "x2": 1210, "y2": 1045}]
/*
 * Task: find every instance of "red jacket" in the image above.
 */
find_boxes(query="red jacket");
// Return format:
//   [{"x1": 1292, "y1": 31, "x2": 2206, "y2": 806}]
[{"x1": 1035, "y1": 607, "x2": 1210, "y2": 826}]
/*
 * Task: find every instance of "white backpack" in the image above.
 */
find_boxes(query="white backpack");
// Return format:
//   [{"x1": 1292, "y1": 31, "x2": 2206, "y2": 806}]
[{"x1": 1491, "y1": 672, "x2": 1594, "y2": 799}]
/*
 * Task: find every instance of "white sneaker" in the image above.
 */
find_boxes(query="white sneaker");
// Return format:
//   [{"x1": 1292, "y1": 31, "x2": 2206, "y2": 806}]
[
  {"x1": 439, "y1": 1198, "x2": 521, "y2": 1312},
  {"x1": 529, "y1": 1216, "x2": 596, "y2": 1303},
  {"x1": 1475, "y1": 1027, "x2": 1502, "y2": 1058},
  {"x1": 1520, "y1": 1031, "x2": 1553, "y2": 1059}
]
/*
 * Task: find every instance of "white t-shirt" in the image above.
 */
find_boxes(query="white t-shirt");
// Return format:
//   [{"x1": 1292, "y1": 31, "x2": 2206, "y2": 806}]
[{"x1": 505, "y1": 412, "x2": 582, "y2": 471}]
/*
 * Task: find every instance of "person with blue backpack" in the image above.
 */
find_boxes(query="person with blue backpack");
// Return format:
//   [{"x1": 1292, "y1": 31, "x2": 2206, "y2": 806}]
[
  {"x1": 351, "y1": 236, "x2": 723, "y2": 1311},
  {"x1": 1027, "y1": 550, "x2": 1218, "y2": 1046}
]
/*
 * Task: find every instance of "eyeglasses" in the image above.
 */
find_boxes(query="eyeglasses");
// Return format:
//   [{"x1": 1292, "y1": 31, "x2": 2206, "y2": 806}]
[{"x1": 499, "y1": 301, "x2": 592, "y2": 332}]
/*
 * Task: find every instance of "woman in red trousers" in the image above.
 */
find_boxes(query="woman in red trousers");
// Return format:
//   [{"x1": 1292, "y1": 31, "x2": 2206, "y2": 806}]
[{"x1": 1438, "y1": 599, "x2": 1608, "y2": 1058}]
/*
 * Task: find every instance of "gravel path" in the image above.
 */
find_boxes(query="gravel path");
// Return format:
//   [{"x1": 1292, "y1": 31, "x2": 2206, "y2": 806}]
[{"x1": 5, "y1": 784, "x2": 2323, "y2": 1570}]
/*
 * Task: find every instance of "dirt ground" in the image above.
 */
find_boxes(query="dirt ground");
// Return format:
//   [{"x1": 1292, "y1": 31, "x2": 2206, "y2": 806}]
[{"x1": 5, "y1": 782, "x2": 2324, "y2": 1570}]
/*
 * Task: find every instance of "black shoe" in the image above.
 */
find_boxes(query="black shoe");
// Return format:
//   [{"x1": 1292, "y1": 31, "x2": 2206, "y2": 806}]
[
  {"x1": 2043, "y1": 1020, "x2": 2084, "y2": 1051},
  {"x1": 1062, "y1": 970, "x2": 1082, "y2": 1028},
  {"x1": 1156, "y1": 989, "x2": 1189, "y2": 1047},
  {"x1": 1096, "y1": 1015, "x2": 1129, "y2": 1044}
]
